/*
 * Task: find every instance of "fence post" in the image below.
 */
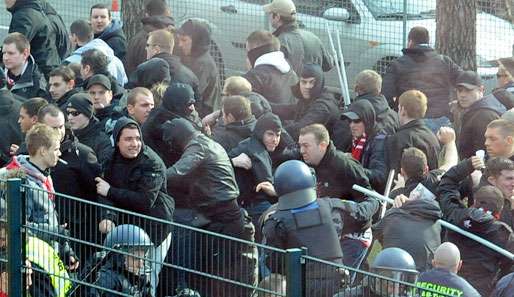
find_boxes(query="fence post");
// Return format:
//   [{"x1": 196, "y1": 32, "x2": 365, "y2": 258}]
[
  {"x1": 285, "y1": 248, "x2": 304, "y2": 297},
  {"x1": 6, "y1": 178, "x2": 23, "y2": 297}
]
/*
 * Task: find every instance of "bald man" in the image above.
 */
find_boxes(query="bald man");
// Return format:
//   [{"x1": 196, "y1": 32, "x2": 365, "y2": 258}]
[{"x1": 416, "y1": 242, "x2": 480, "y2": 297}]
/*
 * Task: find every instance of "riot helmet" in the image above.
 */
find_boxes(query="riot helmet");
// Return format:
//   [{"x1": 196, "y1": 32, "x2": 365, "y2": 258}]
[
  {"x1": 103, "y1": 224, "x2": 154, "y2": 275},
  {"x1": 274, "y1": 160, "x2": 317, "y2": 210},
  {"x1": 368, "y1": 248, "x2": 419, "y2": 297}
]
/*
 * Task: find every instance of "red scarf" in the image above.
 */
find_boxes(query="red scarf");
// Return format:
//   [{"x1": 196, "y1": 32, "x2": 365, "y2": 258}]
[{"x1": 351, "y1": 134, "x2": 367, "y2": 161}]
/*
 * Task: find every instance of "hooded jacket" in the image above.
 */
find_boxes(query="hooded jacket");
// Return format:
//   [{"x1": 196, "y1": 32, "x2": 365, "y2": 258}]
[
  {"x1": 178, "y1": 19, "x2": 221, "y2": 116},
  {"x1": 438, "y1": 159, "x2": 514, "y2": 295},
  {"x1": 64, "y1": 38, "x2": 128, "y2": 86},
  {"x1": 7, "y1": 0, "x2": 60, "y2": 77},
  {"x1": 373, "y1": 198, "x2": 442, "y2": 271},
  {"x1": 3, "y1": 55, "x2": 48, "y2": 100},
  {"x1": 0, "y1": 90, "x2": 22, "y2": 166},
  {"x1": 385, "y1": 119, "x2": 440, "y2": 173},
  {"x1": 273, "y1": 22, "x2": 334, "y2": 75},
  {"x1": 94, "y1": 19, "x2": 127, "y2": 62},
  {"x1": 101, "y1": 117, "x2": 174, "y2": 244},
  {"x1": 243, "y1": 50, "x2": 298, "y2": 105},
  {"x1": 458, "y1": 94, "x2": 506, "y2": 159},
  {"x1": 346, "y1": 100, "x2": 387, "y2": 192},
  {"x1": 212, "y1": 116, "x2": 256, "y2": 152},
  {"x1": 164, "y1": 118, "x2": 240, "y2": 218},
  {"x1": 125, "y1": 15, "x2": 175, "y2": 75},
  {"x1": 276, "y1": 64, "x2": 339, "y2": 139},
  {"x1": 228, "y1": 113, "x2": 280, "y2": 206},
  {"x1": 355, "y1": 93, "x2": 399, "y2": 135},
  {"x1": 382, "y1": 45, "x2": 462, "y2": 117},
  {"x1": 53, "y1": 87, "x2": 80, "y2": 111}
]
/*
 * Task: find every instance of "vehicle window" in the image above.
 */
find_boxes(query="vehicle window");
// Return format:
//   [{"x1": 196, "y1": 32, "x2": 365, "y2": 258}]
[
  {"x1": 363, "y1": 0, "x2": 436, "y2": 19},
  {"x1": 295, "y1": 0, "x2": 361, "y2": 23}
]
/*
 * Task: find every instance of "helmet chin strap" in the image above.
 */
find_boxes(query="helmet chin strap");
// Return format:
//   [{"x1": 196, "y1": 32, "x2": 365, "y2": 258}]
[{"x1": 277, "y1": 188, "x2": 317, "y2": 210}]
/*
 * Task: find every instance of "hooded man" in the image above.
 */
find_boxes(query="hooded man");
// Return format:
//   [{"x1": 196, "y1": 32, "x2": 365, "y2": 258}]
[
  {"x1": 142, "y1": 83, "x2": 202, "y2": 167},
  {"x1": 243, "y1": 30, "x2": 298, "y2": 106},
  {"x1": 229, "y1": 112, "x2": 282, "y2": 238},
  {"x1": 96, "y1": 117, "x2": 174, "y2": 295},
  {"x1": 341, "y1": 100, "x2": 387, "y2": 192},
  {"x1": 127, "y1": 57, "x2": 171, "y2": 89},
  {"x1": 90, "y1": 3, "x2": 127, "y2": 61},
  {"x1": 274, "y1": 63, "x2": 339, "y2": 140},
  {"x1": 177, "y1": 19, "x2": 222, "y2": 117}
]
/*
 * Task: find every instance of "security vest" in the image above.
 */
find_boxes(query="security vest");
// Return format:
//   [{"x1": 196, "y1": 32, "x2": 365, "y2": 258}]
[{"x1": 25, "y1": 237, "x2": 72, "y2": 297}]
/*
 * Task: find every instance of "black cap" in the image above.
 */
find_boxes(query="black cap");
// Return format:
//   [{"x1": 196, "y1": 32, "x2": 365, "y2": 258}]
[
  {"x1": 86, "y1": 74, "x2": 112, "y2": 91},
  {"x1": 341, "y1": 111, "x2": 360, "y2": 121},
  {"x1": 456, "y1": 71, "x2": 482, "y2": 90},
  {"x1": 67, "y1": 93, "x2": 94, "y2": 119}
]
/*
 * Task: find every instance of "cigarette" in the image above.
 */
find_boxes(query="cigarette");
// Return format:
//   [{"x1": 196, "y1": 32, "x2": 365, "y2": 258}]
[{"x1": 58, "y1": 158, "x2": 68, "y2": 165}]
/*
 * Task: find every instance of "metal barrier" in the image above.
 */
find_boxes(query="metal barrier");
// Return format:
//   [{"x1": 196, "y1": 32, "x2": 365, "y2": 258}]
[{"x1": 0, "y1": 178, "x2": 458, "y2": 297}]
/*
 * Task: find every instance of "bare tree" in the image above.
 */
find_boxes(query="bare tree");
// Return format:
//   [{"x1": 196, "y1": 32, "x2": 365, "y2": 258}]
[
  {"x1": 435, "y1": 0, "x2": 477, "y2": 70},
  {"x1": 121, "y1": 0, "x2": 147, "y2": 41}
]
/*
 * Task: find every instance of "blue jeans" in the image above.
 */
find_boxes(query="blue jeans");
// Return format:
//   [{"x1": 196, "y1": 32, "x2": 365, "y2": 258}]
[{"x1": 424, "y1": 116, "x2": 452, "y2": 135}]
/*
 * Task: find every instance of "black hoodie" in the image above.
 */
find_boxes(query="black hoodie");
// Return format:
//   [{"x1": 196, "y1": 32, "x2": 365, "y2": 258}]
[
  {"x1": 178, "y1": 19, "x2": 221, "y2": 116},
  {"x1": 101, "y1": 117, "x2": 174, "y2": 244},
  {"x1": 382, "y1": 45, "x2": 462, "y2": 117},
  {"x1": 373, "y1": 198, "x2": 442, "y2": 271}
]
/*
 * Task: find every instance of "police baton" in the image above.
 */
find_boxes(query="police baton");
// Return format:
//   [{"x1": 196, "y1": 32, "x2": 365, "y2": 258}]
[{"x1": 352, "y1": 184, "x2": 514, "y2": 261}]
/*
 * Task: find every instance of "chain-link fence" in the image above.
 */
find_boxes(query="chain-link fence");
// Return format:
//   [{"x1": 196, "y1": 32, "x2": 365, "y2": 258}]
[{"x1": 1, "y1": 0, "x2": 513, "y2": 93}]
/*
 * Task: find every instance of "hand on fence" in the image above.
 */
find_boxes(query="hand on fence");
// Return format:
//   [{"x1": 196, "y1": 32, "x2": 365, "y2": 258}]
[
  {"x1": 99, "y1": 219, "x2": 115, "y2": 234},
  {"x1": 67, "y1": 256, "x2": 80, "y2": 271},
  {"x1": 95, "y1": 177, "x2": 111, "y2": 197}
]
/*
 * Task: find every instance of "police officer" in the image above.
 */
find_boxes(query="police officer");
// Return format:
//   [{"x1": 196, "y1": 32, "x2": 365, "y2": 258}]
[
  {"x1": 262, "y1": 160, "x2": 344, "y2": 296},
  {"x1": 334, "y1": 247, "x2": 419, "y2": 297},
  {"x1": 88, "y1": 224, "x2": 153, "y2": 297}
]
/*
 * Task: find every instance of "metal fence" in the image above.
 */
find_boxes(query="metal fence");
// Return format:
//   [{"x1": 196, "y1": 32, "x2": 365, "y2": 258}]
[
  {"x1": 1, "y1": 0, "x2": 513, "y2": 94},
  {"x1": 0, "y1": 178, "x2": 456, "y2": 297}
]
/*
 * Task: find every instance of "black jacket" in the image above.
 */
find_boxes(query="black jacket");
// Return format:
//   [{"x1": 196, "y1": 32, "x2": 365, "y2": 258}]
[
  {"x1": 355, "y1": 93, "x2": 399, "y2": 136},
  {"x1": 438, "y1": 160, "x2": 514, "y2": 295},
  {"x1": 385, "y1": 119, "x2": 440, "y2": 173},
  {"x1": 101, "y1": 118, "x2": 174, "y2": 244},
  {"x1": 373, "y1": 198, "x2": 442, "y2": 271},
  {"x1": 212, "y1": 116, "x2": 256, "y2": 152},
  {"x1": 276, "y1": 64, "x2": 340, "y2": 139},
  {"x1": 40, "y1": 0, "x2": 70, "y2": 59},
  {"x1": 164, "y1": 119, "x2": 240, "y2": 218},
  {"x1": 152, "y1": 52, "x2": 200, "y2": 98},
  {"x1": 273, "y1": 22, "x2": 334, "y2": 75},
  {"x1": 7, "y1": 0, "x2": 60, "y2": 77},
  {"x1": 458, "y1": 94, "x2": 506, "y2": 159},
  {"x1": 312, "y1": 142, "x2": 379, "y2": 233},
  {"x1": 0, "y1": 90, "x2": 22, "y2": 166},
  {"x1": 4, "y1": 56, "x2": 48, "y2": 100},
  {"x1": 53, "y1": 87, "x2": 80, "y2": 111},
  {"x1": 179, "y1": 19, "x2": 221, "y2": 116},
  {"x1": 73, "y1": 119, "x2": 113, "y2": 164},
  {"x1": 94, "y1": 19, "x2": 127, "y2": 62},
  {"x1": 94, "y1": 104, "x2": 124, "y2": 136},
  {"x1": 243, "y1": 51, "x2": 298, "y2": 105},
  {"x1": 125, "y1": 15, "x2": 175, "y2": 75},
  {"x1": 382, "y1": 45, "x2": 462, "y2": 117}
]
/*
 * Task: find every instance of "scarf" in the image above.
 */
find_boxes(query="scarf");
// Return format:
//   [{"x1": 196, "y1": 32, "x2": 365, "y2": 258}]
[{"x1": 351, "y1": 133, "x2": 367, "y2": 161}]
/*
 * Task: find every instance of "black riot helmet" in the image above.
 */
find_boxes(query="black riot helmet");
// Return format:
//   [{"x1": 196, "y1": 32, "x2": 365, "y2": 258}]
[
  {"x1": 274, "y1": 160, "x2": 317, "y2": 210},
  {"x1": 368, "y1": 248, "x2": 419, "y2": 296}
]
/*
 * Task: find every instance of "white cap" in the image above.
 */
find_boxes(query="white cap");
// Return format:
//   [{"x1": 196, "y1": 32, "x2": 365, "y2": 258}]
[{"x1": 263, "y1": 0, "x2": 296, "y2": 17}]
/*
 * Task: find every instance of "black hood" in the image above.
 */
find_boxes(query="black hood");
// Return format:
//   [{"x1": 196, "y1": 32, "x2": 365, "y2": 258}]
[
  {"x1": 400, "y1": 198, "x2": 442, "y2": 221},
  {"x1": 355, "y1": 93, "x2": 390, "y2": 115},
  {"x1": 226, "y1": 116, "x2": 256, "y2": 137},
  {"x1": 7, "y1": 0, "x2": 41, "y2": 12},
  {"x1": 292, "y1": 64, "x2": 325, "y2": 100},
  {"x1": 178, "y1": 19, "x2": 211, "y2": 57},
  {"x1": 402, "y1": 45, "x2": 438, "y2": 62},
  {"x1": 112, "y1": 117, "x2": 144, "y2": 152},
  {"x1": 128, "y1": 57, "x2": 171, "y2": 89},
  {"x1": 162, "y1": 117, "x2": 201, "y2": 152},
  {"x1": 253, "y1": 112, "x2": 282, "y2": 142},
  {"x1": 141, "y1": 15, "x2": 175, "y2": 32},
  {"x1": 161, "y1": 83, "x2": 196, "y2": 116},
  {"x1": 346, "y1": 100, "x2": 376, "y2": 135},
  {"x1": 241, "y1": 91, "x2": 272, "y2": 118}
]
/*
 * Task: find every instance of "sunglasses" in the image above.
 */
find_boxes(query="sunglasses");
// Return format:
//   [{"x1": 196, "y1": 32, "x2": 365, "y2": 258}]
[{"x1": 67, "y1": 111, "x2": 82, "y2": 117}]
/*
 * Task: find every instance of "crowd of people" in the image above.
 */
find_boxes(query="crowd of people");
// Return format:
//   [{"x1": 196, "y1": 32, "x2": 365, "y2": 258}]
[{"x1": 1, "y1": 0, "x2": 514, "y2": 296}]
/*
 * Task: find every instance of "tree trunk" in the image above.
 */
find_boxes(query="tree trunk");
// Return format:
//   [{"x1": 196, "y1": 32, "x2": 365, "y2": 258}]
[
  {"x1": 435, "y1": 0, "x2": 477, "y2": 71},
  {"x1": 121, "y1": 0, "x2": 147, "y2": 42}
]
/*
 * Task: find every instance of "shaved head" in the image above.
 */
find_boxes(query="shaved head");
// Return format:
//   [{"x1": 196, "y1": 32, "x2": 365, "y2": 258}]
[{"x1": 433, "y1": 242, "x2": 461, "y2": 273}]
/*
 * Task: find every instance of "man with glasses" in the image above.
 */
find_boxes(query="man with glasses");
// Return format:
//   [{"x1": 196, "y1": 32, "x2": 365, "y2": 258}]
[{"x1": 145, "y1": 29, "x2": 199, "y2": 98}]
